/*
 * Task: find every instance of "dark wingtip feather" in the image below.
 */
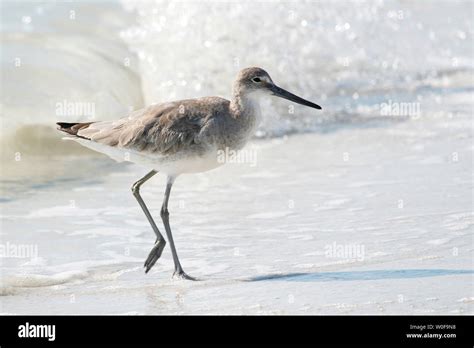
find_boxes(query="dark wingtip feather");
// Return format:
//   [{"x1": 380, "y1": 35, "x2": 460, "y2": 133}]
[
  {"x1": 56, "y1": 121, "x2": 93, "y2": 139},
  {"x1": 57, "y1": 122, "x2": 76, "y2": 129}
]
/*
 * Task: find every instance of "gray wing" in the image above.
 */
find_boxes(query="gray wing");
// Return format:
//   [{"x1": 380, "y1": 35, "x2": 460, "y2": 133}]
[{"x1": 75, "y1": 97, "x2": 229, "y2": 156}]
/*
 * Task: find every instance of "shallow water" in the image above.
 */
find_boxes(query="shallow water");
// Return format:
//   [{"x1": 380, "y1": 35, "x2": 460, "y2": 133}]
[
  {"x1": 0, "y1": 0, "x2": 473, "y2": 314},
  {"x1": 1, "y1": 114, "x2": 473, "y2": 313}
]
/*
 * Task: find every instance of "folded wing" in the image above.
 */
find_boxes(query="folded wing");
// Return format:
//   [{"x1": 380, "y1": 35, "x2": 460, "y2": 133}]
[{"x1": 57, "y1": 99, "x2": 221, "y2": 156}]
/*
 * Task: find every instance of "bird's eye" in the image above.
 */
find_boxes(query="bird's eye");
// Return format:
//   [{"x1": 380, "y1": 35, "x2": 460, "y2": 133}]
[{"x1": 252, "y1": 77, "x2": 261, "y2": 83}]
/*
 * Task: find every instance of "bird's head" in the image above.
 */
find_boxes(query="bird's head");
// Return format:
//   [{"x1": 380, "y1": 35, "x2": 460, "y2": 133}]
[{"x1": 233, "y1": 67, "x2": 322, "y2": 110}]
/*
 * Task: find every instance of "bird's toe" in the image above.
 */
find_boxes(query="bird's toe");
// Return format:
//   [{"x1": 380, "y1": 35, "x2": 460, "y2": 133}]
[
  {"x1": 172, "y1": 270, "x2": 198, "y2": 281},
  {"x1": 143, "y1": 240, "x2": 166, "y2": 273}
]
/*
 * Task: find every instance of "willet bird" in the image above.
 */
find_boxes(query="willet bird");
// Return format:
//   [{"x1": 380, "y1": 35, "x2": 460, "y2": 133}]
[{"x1": 57, "y1": 67, "x2": 321, "y2": 280}]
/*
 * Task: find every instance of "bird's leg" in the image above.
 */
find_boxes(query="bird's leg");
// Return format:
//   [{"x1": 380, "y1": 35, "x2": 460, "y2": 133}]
[
  {"x1": 160, "y1": 176, "x2": 197, "y2": 281},
  {"x1": 131, "y1": 170, "x2": 167, "y2": 273}
]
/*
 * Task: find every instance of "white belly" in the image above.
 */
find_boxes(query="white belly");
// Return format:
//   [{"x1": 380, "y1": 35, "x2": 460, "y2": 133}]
[
  {"x1": 65, "y1": 137, "x2": 223, "y2": 176},
  {"x1": 152, "y1": 150, "x2": 224, "y2": 175}
]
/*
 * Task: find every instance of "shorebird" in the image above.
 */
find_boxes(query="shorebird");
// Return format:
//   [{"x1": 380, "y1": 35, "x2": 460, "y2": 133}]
[{"x1": 57, "y1": 67, "x2": 321, "y2": 280}]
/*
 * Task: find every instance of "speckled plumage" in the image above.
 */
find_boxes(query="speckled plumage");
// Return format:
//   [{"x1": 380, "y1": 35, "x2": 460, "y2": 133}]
[{"x1": 58, "y1": 67, "x2": 271, "y2": 173}]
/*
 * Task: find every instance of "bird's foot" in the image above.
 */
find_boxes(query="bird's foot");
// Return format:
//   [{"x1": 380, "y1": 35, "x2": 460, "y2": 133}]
[
  {"x1": 173, "y1": 270, "x2": 198, "y2": 281},
  {"x1": 144, "y1": 239, "x2": 166, "y2": 273}
]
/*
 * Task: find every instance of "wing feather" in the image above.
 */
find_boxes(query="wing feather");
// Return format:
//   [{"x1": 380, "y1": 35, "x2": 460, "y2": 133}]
[{"x1": 73, "y1": 98, "x2": 228, "y2": 156}]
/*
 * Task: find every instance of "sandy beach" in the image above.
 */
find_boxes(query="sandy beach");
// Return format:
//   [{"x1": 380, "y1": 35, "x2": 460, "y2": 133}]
[{"x1": 2, "y1": 110, "x2": 473, "y2": 313}]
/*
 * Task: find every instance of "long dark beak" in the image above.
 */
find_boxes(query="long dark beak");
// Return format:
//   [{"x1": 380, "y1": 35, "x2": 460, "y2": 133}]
[{"x1": 269, "y1": 84, "x2": 322, "y2": 110}]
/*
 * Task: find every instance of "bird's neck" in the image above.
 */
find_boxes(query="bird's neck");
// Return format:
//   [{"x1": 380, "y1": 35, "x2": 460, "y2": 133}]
[
  {"x1": 226, "y1": 90, "x2": 261, "y2": 149},
  {"x1": 230, "y1": 90, "x2": 261, "y2": 122}
]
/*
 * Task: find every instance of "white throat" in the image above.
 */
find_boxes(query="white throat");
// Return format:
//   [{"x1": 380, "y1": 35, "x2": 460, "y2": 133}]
[{"x1": 240, "y1": 90, "x2": 265, "y2": 122}]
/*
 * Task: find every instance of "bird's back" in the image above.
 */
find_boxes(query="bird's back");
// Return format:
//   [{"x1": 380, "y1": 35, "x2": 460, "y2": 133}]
[{"x1": 58, "y1": 96, "x2": 231, "y2": 157}]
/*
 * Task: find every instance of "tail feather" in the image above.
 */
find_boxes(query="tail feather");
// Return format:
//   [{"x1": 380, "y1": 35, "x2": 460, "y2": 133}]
[{"x1": 56, "y1": 122, "x2": 94, "y2": 139}]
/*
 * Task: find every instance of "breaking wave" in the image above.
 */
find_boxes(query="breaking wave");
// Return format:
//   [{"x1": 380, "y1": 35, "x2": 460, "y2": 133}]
[{"x1": 0, "y1": 0, "x2": 472, "y2": 167}]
